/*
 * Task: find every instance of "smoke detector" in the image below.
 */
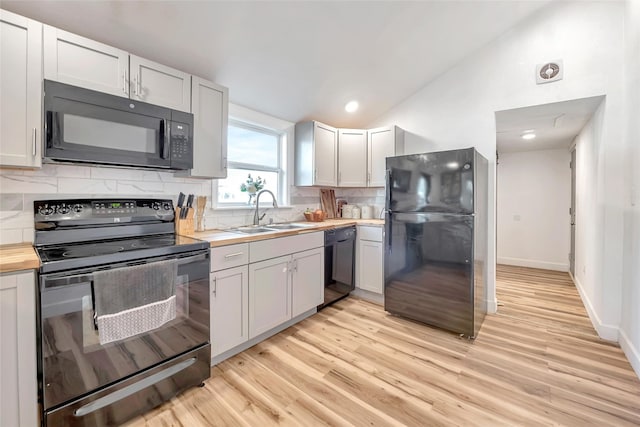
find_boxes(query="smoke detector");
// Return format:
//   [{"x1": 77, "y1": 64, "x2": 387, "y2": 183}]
[{"x1": 536, "y1": 60, "x2": 563, "y2": 84}]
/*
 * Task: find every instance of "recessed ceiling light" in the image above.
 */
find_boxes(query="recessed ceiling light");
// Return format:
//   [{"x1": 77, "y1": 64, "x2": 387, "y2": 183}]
[
  {"x1": 345, "y1": 100, "x2": 359, "y2": 113},
  {"x1": 521, "y1": 133, "x2": 536, "y2": 140},
  {"x1": 446, "y1": 162, "x2": 459, "y2": 169}
]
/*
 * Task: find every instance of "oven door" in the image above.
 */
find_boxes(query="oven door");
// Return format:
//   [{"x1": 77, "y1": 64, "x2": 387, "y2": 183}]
[
  {"x1": 38, "y1": 250, "x2": 210, "y2": 411},
  {"x1": 43, "y1": 80, "x2": 172, "y2": 169}
]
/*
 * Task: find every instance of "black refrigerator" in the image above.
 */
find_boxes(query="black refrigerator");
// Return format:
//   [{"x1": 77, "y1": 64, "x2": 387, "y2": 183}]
[{"x1": 384, "y1": 148, "x2": 488, "y2": 338}]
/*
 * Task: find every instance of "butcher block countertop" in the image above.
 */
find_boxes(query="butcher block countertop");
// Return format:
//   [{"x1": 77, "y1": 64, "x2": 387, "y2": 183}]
[
  {"x1": 0, "y1": 243, "x2": 40, "y2": 273},
  {"x1": 193, "y1": 218, "x2": 384, "y2": 248},
  {"x1": 0, "y1": 219, "x2": 384, "y2": 271}
]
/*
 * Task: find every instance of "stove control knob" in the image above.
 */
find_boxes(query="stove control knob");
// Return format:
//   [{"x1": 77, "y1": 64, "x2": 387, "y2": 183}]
[
  {"x1": 73, "y1": 204, "x2": 84, "y2": 213},
  {"x1": 39, "y1": 206, "x2": 54, "y2": 216},
  {"x1": 163, "y1": 203, "x2": 171, "y2": 211},
  {"x1": 58, "y1": 205, "x2": 70, "y2": 214},
  {"x1": 152, "y1": 202, "x2": 161, "y2": 210}
]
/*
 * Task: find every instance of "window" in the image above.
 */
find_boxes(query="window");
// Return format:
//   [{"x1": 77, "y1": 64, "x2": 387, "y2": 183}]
[{"x1": 217, "y1": 120, "x2": 285, "y2": 206}]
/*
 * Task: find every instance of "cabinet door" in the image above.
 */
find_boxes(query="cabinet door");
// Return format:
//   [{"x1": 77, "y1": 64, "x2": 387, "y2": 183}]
[
  {"x1": 0, "y1": 270, "x2": 37, "y2": 427},
  {"x1": 130, "y1": 55, "x2": 191, "y2": 112},
  {"x1": 368, "y1": 126, "x2": 397, "y2": 187},
  {"x1": 43, "y1": 25, "x2": 129, "y2": 97},
  {"x1": 211, "y1": 265, "x2": 249, "y2": 357},
  {"x1": 189, "y1": 77, "x2": 229, "y2": 178},
  {"x1": 338, "y1": 129, "x2": 367, "y2": 187},
  {"x1": 248, "y1": 255, "x2": 291, "y2": 338},
  {"x1": 313, "y1": 122, "x2": 338, "y2": 186},
  {"x1": 0, "y1": 11, "x2": 42, "y2": 168},
  {"x1": 358, "y1": 240, "x2": 384, "y2": 294},
  {"x1": 292, "y1": 247, "x2": 324, "y2": 317}
]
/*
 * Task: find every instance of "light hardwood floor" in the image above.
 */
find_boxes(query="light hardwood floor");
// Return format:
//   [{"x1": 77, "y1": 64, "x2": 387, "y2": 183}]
[{"x1": 125, "y1": 265, "x2": 640, "y2": 426}]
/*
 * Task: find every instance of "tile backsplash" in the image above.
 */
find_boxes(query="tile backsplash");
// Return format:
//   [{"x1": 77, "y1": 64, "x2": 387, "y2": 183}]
[{"x1": 0, "y1": 164, "x2": 384, "y2": 245}]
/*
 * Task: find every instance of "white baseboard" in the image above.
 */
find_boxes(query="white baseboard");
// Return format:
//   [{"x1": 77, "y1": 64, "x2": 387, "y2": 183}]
[
  {"x1": 486, "y1": 298, "x2": 498, "y2": 314},
  {"x1": 497, "y1": 257, "x2": 568, "y2": 272},
  {"x1": 619, "y1": 328, "x2": 640, "y2": 380},
  {"x1": 572, "y1": 276, "x2": 619, "y2": 341}
]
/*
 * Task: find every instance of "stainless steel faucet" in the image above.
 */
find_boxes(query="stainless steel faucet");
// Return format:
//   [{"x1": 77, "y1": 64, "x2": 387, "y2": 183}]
[{"x1": 253, "y1": 189, "x2": 278, "y2": 225}]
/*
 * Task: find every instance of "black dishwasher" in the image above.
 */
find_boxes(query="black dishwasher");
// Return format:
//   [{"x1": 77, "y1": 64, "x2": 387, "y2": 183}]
[{"x1": 319, "y1": 226, "x2": 356, "y2": 309}]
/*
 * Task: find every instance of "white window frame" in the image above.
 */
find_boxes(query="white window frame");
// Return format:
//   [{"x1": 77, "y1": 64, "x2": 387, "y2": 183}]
[{"x1": 213, "y1": 104, "x2": 293, "y2": 209}]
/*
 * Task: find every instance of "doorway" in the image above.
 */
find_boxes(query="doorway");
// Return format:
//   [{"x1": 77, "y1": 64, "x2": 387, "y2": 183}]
[{"x1": 494, "y1": 96, "x2": 603, "y2": 278}]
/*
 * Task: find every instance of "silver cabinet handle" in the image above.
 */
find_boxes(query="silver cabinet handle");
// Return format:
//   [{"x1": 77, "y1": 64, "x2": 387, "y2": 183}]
[
  {"x1": 293, "y1": 259, "x2": 298, "y2": 273},
  {"x1": 133, "y1": 75, "x2": 140, "y2": 97},
  {"x1": 367, "y1": 172, "x2": 371, "y2": 186},
  {"x1": 222, "y1": 156, "x2": 227, "y2": 171},
  {"x1": 123, "y1": 70, "x2": 128, "y2": 94},
  {"x1": 314, "y1": 169, "x2": 318, "y2": 182},
  {"x1": 137, "y1": 74, "x2": 142, "y2": 97},
  {"x1": 338, "y1": 171, "x2": 342, "y2": 184},
  {"x1": 212, "y1": 276, "x2": 217, "y2": 296},
  {"x1": 32, "y1": 128, "x2": 37, "y2": 156},
  {"x1": 224, "y1": 252, "x2": 243, "y2": 259}
]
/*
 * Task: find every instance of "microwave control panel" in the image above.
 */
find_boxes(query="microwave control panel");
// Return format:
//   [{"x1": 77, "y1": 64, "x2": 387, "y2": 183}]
[{"x1": 170, "y1": 120, "x2": 193, "y2": 170}]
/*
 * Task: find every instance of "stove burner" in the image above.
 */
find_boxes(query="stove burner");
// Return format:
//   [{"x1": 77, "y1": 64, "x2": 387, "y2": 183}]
[{"x1": 62, "y1": 245, "x2": 125, "y2": 258}]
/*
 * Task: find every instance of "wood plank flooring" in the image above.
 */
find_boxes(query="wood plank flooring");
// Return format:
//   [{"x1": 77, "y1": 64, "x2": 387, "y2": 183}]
[{"x1": 124, "y1": 265, "x2": 640, "y2": 426}]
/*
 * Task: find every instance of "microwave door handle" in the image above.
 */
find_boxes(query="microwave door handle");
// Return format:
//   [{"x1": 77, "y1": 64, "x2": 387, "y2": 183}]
[
  {"x1": 46, "y1": 111, "x2": 61, "y2": 148},
  {"x1": 160, "y1": 119, "x2": 170, "y2": 159}
]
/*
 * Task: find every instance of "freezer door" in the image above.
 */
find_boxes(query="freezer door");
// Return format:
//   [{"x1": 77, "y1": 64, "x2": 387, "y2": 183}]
[
  {"x1": 384, "y1": 212, "x2": 475, "y2": 336},
  {"x1": 386, "y1": 148, "x2": 475, "y2": 214}
]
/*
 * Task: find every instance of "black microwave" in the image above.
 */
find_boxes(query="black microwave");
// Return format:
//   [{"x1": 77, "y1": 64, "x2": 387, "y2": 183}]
[{"x1": 43, "y1": 80, "x2": 193, "y2": 170}]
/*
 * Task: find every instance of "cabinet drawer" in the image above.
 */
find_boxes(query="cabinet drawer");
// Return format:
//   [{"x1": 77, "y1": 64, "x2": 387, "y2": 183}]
[
  {"x1": 211, "y1": 243, "x2": 249, "y2": 272},
  {"x1": 250, "y1": 231, "x2": 323, "y2": 263},
  {"x1": 358, "y1": 225, "x2": 383, "y2": 242}
]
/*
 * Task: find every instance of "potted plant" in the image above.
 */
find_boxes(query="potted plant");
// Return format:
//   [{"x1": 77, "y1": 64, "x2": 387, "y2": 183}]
[{"x1": 240, "y1": 174, "x2": 266, "y2": 204}]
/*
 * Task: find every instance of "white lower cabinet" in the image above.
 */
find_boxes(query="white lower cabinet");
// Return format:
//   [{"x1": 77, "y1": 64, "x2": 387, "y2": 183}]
[
  {"x1": 211, "y1": 265, "x2": 249, "y2": 357},
  {"x1": 356, "y1": 226, "x2": 384, "y2": 294},
  {"x1": 211, "y1": 232, "x2": 324, "y2": 362},
  {"x1": 291, "y1": 247, "x2": 324, "y2": 317},
  {"x1": 0, "y1": 270, "x2": 37, "y2": 427},
  {"x1": 248, "y1": 255, "x2": 292, "y2": 338}
]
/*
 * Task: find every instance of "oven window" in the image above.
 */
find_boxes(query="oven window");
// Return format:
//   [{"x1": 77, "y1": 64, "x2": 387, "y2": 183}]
[{"x1": 64, "y1": 114, "x2": 157, "y2": 153}]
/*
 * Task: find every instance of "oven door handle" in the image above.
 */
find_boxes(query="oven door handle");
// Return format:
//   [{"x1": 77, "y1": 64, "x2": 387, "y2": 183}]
[{"x1": 41, "y1": 251, "x2": 208, "y2": 290}]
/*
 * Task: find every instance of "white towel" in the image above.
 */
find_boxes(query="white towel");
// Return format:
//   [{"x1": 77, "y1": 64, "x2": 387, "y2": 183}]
[{"x1": 97, "y1": 295, "x2": 176, "y2": 345}]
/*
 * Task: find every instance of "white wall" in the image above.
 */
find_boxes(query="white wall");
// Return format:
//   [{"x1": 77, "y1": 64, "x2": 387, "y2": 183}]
[
  {"x1": 497, "y1": 149, "x2": 570, "y2": 271},
  {"x1": 573, "y1": 101, "x2": 612, "y2": 338},
  {"x1": 620, "y1": 0, "x2": 640, "y2": 378},
  {"x1": 369, "y1": 1, "x2": 627, "y2": 323}
]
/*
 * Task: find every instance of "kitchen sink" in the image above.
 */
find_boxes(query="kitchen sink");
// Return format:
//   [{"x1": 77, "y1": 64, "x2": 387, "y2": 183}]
[
  {"x1": 265, "y1": 223, "x2": 312, "y2": 230},
  {"x1": 229, "y1": 226, "x2": 275, "y2": 234}
]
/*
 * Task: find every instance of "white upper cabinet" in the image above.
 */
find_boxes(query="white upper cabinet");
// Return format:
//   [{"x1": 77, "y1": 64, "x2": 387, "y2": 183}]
[
  {"x1": 295, "y1": 121, "x2": 338, "y2": 186},
  {"x1": 0, "y1": 10, "x2": 42, "y2": 168},
  {"x1": 0, "y1": 10, "x2": 42, "y2": 167},
  {"x1": 338, "y1": 129, "x2": 367, "y2": 187},
  {"x1": 367, "y1": 126, "x2": 405, "y2": 187},
  {"x1": 129, "y1": 55, "x2": 191, "y2": 112},
  {"x1": 43, "y1": 25, "x2": 129, "y2": 97},
  {"x1": 185, "y1": 77, "x2": 229, "y2": 178},
  {"x1": 43, "y1": 26, "x2": 191, "y2": 112}
]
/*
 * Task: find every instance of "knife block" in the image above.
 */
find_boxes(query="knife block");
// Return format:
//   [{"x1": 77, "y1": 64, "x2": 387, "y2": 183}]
[{"x1": 175, "y1": 207, "x2": 195, "y2": 236}]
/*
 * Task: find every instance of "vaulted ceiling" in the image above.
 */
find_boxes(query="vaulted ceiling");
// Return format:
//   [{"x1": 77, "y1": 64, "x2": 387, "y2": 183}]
[{"x1": 3, "y1": 1, "x2": 550, "y2": 127}]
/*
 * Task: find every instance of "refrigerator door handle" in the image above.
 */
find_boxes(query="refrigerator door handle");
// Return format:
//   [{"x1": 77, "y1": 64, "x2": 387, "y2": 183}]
[
  {"x1": 385, "y1": 168, "x2": 392, "y2": 211},
  {"x1": 385, "y1": 213, "x2": 392, "y2": 253}
]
